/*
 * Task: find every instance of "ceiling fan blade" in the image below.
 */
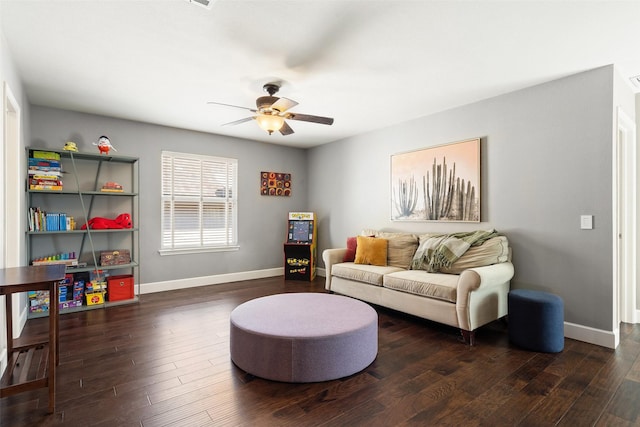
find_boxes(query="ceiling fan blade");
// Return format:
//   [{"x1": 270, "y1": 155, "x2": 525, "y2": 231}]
[
  {"x1": 222, "y1": 117, "x2": 255, "y2": 126},
  {"x1": 279, "y1": 121, "x2": 295, "y2": 136},
  {"x1": 286, "y1": 112, "x2": 334, "y2": 125},
  {"x1": 271, "y1": 97, "x2": 298, "y2": 113},
  {"x1": 207, "y1": 101, "x2": 257, "y2": 113}
]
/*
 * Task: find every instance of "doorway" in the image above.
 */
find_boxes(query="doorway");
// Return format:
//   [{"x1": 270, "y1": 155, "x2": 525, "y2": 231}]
[{"x1": 616, "y1": 107, "x2": 638, "y2": 329}]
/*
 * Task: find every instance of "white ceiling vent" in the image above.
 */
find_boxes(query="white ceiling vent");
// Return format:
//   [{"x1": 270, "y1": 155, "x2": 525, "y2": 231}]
[
  {"x1": 184, "y1": 0, "x2": 216, "y2": 10},
  {"x1": 630, "y1": 75, "x2": 640, "y2": 90}
]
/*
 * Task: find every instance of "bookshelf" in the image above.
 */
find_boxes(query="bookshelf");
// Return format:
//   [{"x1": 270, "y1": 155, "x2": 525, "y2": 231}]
[{"x1": 26, "y1": 147, "x2": 139, "y2": 317}]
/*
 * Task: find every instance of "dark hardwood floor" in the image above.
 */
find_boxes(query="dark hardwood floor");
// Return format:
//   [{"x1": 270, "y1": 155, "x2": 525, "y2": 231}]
[{"x1": 2, "y1": 276, "x2": 639, "y2": 426}]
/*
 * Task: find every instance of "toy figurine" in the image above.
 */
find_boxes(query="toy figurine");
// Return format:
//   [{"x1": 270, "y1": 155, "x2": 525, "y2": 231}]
[
  {"x1": 93, "y1": 135, "x2": 117, "y2": 155},
  {"x1": 63, "y1": 141, "x2": 78, "y2": 152}
]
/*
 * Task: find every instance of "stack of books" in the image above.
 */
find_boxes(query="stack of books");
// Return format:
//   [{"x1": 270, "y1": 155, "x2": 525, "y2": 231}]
[
  {"x1": 101, "y1": 181, "x2": 123, "y2": 192},
  {"x1": 29, "y1": 151, "x2": 63, "y2": 190}
]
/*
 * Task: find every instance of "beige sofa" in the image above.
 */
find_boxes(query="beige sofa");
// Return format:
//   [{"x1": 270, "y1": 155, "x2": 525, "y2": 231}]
[{"x1": 322, "y1": 230, "x2": 514, "y2": 345}]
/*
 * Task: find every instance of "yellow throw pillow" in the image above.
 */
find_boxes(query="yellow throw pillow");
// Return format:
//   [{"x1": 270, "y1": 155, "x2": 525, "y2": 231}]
[{"x1": 354, "y1": 236, "x2": 388, "y2": 266}]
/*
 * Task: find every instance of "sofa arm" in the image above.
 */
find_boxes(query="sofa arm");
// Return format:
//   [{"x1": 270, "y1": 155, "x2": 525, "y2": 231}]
[
  {"x1": 456, "y1": 262, "x2": 515, "y2": 331},
  {"x1": 322, "y1": 248, "x2": 347, "y2": 290},
  {"x1": 459, "y1": 262, "x2": 515, "y2": 294}
]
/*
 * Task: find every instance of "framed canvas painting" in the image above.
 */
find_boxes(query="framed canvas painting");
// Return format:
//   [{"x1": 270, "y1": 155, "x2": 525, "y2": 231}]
[
  {"x1": 391, "y1": 138, "x2": 480, "y2": 222},
  {"x1": 260, "y1": 171, "x2": 292, "y2": 196}
]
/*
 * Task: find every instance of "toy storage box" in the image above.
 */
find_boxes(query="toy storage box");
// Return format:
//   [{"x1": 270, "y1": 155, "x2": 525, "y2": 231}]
[
  {"x1": 100, "y1": 249, "x2": 131, "y2": 266},
  {"x1": 107, "y1": 275, "x2": 134, "y2": 301},
  {"x1": 85, "y1": 291, "x2": 105, "y2": 306}
]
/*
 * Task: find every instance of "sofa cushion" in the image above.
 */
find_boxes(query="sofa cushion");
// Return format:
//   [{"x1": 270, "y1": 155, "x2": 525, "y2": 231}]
[
  {"x1": 377, "y1": 232, "x2": 419, "y2": 269},
  {"x1": 383, "y1": 270, "x2": 459, "y2": 303},
  {"x1": 440, "y1": 235, "x2": 510, "y2": 274},
  {"x1": 343, "y1": 236, "x2": 358, "y2": 262},
  {"x1": 354, "y1": 236, "x2": 388, "y2": 266},
  {"x1": 332, "y1": 262, "x2": 404, "y2": 287}
]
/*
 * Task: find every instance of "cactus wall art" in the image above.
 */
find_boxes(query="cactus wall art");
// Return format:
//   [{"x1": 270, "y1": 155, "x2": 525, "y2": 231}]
[{"x1": 391, "y1": 138, "x2": 480, "y2": 222}]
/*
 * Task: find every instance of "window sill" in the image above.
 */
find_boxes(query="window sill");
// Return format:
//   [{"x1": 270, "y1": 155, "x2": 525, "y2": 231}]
[{"x1": 158, "y1": 246, "x2": 240, "y2": 256}]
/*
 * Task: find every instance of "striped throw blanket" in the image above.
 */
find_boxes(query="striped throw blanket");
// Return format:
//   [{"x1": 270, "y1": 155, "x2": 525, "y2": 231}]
[{"x1": 410, "y1": 230, "x2": 499, "y2": 272}]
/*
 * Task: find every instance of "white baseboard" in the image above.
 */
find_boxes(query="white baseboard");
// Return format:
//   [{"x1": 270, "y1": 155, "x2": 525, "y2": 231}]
[
  {"x1": 564, "y1": 321, "x2": 618, "y2": 349},
  {"x1": 139, "y1": 267, "x2": 620, "y2": 349},
  {"x1": 139, "y1": 267, "x2": 284, "y2": 294},
  {"x1": 141, "y1": 266, "x2": 329, "y2": 294}
]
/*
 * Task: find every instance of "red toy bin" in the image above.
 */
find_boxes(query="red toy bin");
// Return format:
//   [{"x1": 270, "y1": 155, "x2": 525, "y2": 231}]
[{"x1": 107, "y1": 274, "x2": 134, "y2": 301}]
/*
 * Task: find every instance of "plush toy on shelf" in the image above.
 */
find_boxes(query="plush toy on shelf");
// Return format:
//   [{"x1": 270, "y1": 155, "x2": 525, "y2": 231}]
[
  {"x1": 81, "y1": 213, "x2": 132, "y2": 230},
  {"x1": 93, "y1": 135, "x2": 117, "y2": 155}
]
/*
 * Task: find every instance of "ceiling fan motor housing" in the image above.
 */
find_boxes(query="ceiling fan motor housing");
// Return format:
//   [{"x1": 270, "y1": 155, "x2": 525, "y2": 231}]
[
  {"x1": 210, "y1": 81, "x2": 333, "y2": 136},
  {"x1": 256, "y1": 96, "x2": 280, "y2": 112}
]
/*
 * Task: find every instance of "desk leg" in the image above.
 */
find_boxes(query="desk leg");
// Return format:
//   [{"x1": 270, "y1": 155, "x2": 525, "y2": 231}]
[
  {"x1": 5, "y1": 294, "x2": 13, "y2": 357},
  {"x1": 48, "y1": 281, "x2": 58, "y2": 414}
]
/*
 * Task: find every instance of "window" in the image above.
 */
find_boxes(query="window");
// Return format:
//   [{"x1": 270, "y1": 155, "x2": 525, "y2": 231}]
[{"x1": 160, "y1": 151, "x2": 238, "y2": 254}]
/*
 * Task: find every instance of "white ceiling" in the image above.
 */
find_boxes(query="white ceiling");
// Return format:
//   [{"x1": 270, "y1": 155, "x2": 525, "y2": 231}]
[{"x1": 1, "y1": 0, "x2": 640, "y2": 148}]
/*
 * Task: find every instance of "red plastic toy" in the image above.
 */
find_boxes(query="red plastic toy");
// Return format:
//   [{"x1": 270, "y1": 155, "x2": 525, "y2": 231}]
[{"x1": 81, "y1": 213, "x2": 132, "y2": 230}]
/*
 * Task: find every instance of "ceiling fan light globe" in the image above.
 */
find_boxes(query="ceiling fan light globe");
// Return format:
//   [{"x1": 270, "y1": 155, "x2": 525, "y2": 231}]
[{"x1": 256, "y1": 114, "x2": 285, "y2": 134}]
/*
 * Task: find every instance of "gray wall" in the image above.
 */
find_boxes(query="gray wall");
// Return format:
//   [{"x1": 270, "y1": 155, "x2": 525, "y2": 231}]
[
  {"x1": 28, "y1": 106, "x2": 308, "y2": 283},
  {"x1": 308, "y1": 66, "x2": 619, "y2": 332},
  {"x1": 18, "y1": 65, "x2": 636, "y2": 334}
]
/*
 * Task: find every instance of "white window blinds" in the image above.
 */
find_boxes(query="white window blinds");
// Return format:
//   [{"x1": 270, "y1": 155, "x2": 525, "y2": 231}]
[{"x1": 161, "y1": 151, "x2": 238, "y2": 252}]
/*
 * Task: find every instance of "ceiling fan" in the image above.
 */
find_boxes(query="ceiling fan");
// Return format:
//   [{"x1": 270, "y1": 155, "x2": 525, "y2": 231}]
[{"x1": 207, "y1": 83, "x2": 334, "y2": 136}]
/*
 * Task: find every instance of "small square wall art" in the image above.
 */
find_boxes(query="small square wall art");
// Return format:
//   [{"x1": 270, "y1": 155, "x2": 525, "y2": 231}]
[{"x1": 261, "y1": 171, "x2": 292, "y2": 196}]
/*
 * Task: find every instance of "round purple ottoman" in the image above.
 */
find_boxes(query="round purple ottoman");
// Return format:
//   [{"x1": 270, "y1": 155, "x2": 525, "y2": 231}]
[{"x1": 230, "y1": 293, "x2": 378, "y2": 382}]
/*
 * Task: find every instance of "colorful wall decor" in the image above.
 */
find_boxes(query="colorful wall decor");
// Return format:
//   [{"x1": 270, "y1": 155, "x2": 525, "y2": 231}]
[
  {"x1": 260, "y1": 171, "x2": 292, "y2": 196},
  {"x1": 391, "y1": 138, "x2": 480, "y2": 222}
]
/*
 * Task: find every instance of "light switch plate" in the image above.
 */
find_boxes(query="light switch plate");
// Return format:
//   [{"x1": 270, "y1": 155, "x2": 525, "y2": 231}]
[{"x1": 580, "y1": 215, "x2": 593, "y2": 230}]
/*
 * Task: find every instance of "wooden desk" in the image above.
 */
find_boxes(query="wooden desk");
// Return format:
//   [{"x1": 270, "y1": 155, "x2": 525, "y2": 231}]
[{"x1": 0, "y1": 265, "x2": 65, "y2": 413}]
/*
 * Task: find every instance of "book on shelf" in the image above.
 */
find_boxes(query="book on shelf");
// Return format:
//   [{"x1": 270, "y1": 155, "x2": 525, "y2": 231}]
[
  {"x1": 31, "y1": 150, "x2": 61, "y2": 160},
  {"x1": 30, "y1": 178, "x2": 63, "y2": 187},
  {"x1": 28, "y1": 159, "x2": 61, "y2": 168},
  {"x1": 28, "y1": 207, "x2": 74, "y2": 231},
  {"x1": 28, "y1": 160, "x2": 61, "y2": 168},
  {"x1": 29, "y1": 185, "x2": 63, "y2": 191},
  {"x1": 28, "y1": 171, "x2": 63, "y2": 178}
]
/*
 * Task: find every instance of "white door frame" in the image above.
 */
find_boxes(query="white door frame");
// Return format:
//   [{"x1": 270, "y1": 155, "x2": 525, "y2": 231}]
[
  {"x1": 4, "y1": 82, "x2": 21, "y2": 269},
  {"x1": 2, "y1": 82, "x2": 23, "y2": 367},
  {"x1": 615, "y1": 106, "x2": 638, "y2": 329}
]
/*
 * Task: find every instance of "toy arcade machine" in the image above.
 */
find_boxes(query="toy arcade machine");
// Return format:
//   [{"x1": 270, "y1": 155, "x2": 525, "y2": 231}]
[{"x1": 284, "y1": 212, "x2": 317, "y2": 281}]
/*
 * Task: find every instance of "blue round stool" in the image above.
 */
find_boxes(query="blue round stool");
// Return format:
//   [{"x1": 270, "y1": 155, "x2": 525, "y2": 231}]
[{"x1": 508, "y1": 289, "x2": 564, "y2": 353}]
